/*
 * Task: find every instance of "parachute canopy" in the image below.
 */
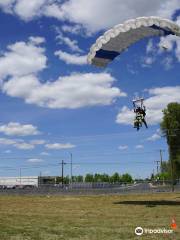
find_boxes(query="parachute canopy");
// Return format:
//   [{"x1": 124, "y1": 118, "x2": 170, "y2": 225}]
[{"x1": 87, "y1": 16, "x2": 180, "y2": 67}]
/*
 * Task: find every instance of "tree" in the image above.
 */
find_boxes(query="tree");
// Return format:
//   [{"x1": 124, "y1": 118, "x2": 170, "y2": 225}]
[
  {"x1": 77, "y1": 175, "x2": 83, "y2": 182},
  {"x1": 64, "y1": 175, "x2": 70, "y2": 184},
  {"x1": 161, "y1": 103, "x2": 180, "y2": 181},
  {"x1": 161, "y1": 161, "x2": 170, "y2": 173},
  {"x1": 94, "y1": 173, "x2": 102, "y2": 182},
  {"x1": 110, "y1": 172, "x2": 120, "y2": 183},
  {"x1": 121, "y1": 173, "x2": 133, "y2": 183},
  {"x1": 85, "y1": 174, "x2": 94, "y2": 182},
  {"x1": 72, "y1": 175, "x2": 83, "y2": 182},
  {"x1": 101, "y1": 173, "x2": 110, "y2": 182}
]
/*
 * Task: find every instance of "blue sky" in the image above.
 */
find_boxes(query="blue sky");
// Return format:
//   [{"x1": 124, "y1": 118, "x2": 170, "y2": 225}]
[{"x1": 0, "y1": 0, "x2": 179, "y2": 179}]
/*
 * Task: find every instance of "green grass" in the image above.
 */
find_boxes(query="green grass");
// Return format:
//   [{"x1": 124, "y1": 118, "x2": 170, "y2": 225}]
[{"x1": 0, "y1": 193, "x2": 180, "y2": 240}]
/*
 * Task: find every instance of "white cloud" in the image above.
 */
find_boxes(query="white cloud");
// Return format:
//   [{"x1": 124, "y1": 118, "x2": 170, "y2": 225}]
[
  {"x1": 142, "y1": 35, "x2": 180, "y2": 71},
  {"x1": 116, "y1": 86, "x2": 180, "y2": 126},
  {"x1": 0, "y1": 38, "x2": 125, "y2": 109},
  {"x1": 55, "y1": 50, "x2": 87, "y2": 65},
  {"x1": 14, "y1": 0, "x2": 46, "y2": 20},
  {"x1": 0, "y1": 0, "x2": 15, "y2": 13},
  {"x1": 176, "y1": 17, "x2": 180, "y2": 26},
  {"x1": 159, "y1": 35, "x2": 175, "y2": 52},
  {"x1": 0, "y1": 37, "x2": 46, "y2": 80},
  {"x1": 0, "y1": 122, "x2": 40, "y2": 136},
  {"x1": 116, "y1": 106, "x2": 134, "y2": 125},
  {"x1": 141, "y1": 56, "x2": 155, "y2": 68},
  {"x1": 3, "y1": 72, "x2": 125, "y2": 109},
  {"x1": 30, "y1": 139, "x2": 46, "y2": 145},
  {"x1": 144, "y1": 35, "x2": 180, "y2": 70},
  {"x1": 14, "y1": 142, "x2": 35, "y2": 150},
  {"x1": 0, "y1": 0, "x2": 52, "y2": 21},
  {"x1": 118, "y1": 145, "x2": 128, "y2": 150},
  {"x1": 146, "y1": 39, "x2": 154, "y2": 54},
  {"x1": 161, "y1": 57, "x2": 174, "y2": 70},
  {"x1": 27, "y1": 158, "x2": 44, "y2": 163},
  {"x1": 135, "y1": 144, "x2": 144, "y2": 149},
  {"x1": 45, "y1": 143, "x2": 76, "y2": 150},
  {"x1": 0, "y1": 0, "x2": 179, "y2": 33},
  {"x1": 61, "y1": 24, "x2": 82, "y2": 35},
  {"x1": 0, "y1": 137, "x2": 16, "y2": 145},
  {"x1": 59, "y1": 0, "x2": 180, "y2": 33},
  {"x1": 40, "y1": 151, "x2": 50, "y2": 156},
  {"x1": 2, "y1": 75, "x2": 40, "y2": 99},
  {"x1": 43, "y1": 2, "x2": 64, "y2": 19},
  {"x1": 147, "y1": 133, "x2": 161, "y2": 141},
  {"x1": 4, "y1": 149, "x2": 12, "y2": 154},
  {"x1": 29, "y1": 36, "x2": 45, "y2": 45},
  {"x1": 159, "y1": 35, "x2": 180, "y2": 62},
  {"x1": 0, "y1": 137, "x2": 34, "y2": 150},
  {"x1": 0, "y1": 136, "x2": 75, "y2": 151},
  {"x1": 56, "y1": 32, "x2": 82, "y2": 52}
]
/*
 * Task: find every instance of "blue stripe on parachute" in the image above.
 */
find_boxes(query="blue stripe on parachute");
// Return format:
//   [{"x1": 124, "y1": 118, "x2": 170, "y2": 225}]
[
  {"x1": 150, "y1": 25, "x2": 175, "y2": 36},
  {"x1": 95, "y1": 49, "x2": 119, "y2": 60}
]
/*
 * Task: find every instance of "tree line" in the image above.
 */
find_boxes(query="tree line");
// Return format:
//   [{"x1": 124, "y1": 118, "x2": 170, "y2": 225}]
[{"x1": 41, "y1": 172, "x2": 133, "y2": 184}]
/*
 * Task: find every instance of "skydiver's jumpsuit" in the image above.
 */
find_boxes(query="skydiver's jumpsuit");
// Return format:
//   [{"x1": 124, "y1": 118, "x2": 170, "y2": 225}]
[
  {"x1": 134, "y1": 107, "x2": 148, "y2": 130},
  {"x1": 134, "y1": 112, "x2": 142, "y2": 130}
]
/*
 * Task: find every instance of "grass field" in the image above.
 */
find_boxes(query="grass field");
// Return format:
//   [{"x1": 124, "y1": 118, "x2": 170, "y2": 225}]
[{"x1": 0, "y1": 193, "x2": 180, "y2": 240}]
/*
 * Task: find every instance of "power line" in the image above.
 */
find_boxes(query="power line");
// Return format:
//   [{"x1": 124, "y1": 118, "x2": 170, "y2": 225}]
[
  {"x1": 0, "y1": 160, "x2": 158, "y2": 172},
  {"x1": 0, "y1": 149, "x2": 166, "y2": 160}
]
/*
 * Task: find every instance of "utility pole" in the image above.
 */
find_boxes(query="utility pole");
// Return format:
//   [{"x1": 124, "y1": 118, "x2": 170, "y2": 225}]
[
  {"x1": 70, "y1": 153, "x2": 72, "y2": 185},
  {"x1": 155, "y1": 160, "x2": 160, "y2": 176},
  {"x1": 159, "y1": 149, "x2": 163, "y2": 172},
  {"x1": 20, "y1": 168, "x2": 22, "y2": 185},
  {"x1": 61, "y1": 160, "x2": 66, "y2": 188},
  {"x1": 170, "y1": 156, "x2": 174, "y2": 192},
  {"x1": 159, "y1": 149, "x2": 165, "y2": 185},
  {"x1": 39, "y1": 171, "x2": 42, "y2": 187}
]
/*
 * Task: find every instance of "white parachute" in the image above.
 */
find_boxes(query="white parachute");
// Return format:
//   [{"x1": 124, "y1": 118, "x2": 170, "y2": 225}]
[{"x1": 87, "y1": 16, "x2": 180, "y2": 67}]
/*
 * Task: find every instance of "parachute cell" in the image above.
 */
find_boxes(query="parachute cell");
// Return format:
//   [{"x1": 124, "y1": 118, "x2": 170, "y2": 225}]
[{"x1": 87, "y1": 17, "x2": 180, "y2": 67}]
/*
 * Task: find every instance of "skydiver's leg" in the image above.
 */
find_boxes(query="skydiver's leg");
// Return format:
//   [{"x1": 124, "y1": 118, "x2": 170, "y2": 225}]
[
  {"x1": 137, "y1": 115, "x2": 142, "y2": 128},
  {"x1": 134, "y1": 121, "x2": 137, "y2": 128},
  {"x1": 134, "y1": 119, "x2": 140, "y2": 131},
  {"x1": 134, "y1": 117, "x2": 138, "y2": 128},
  {"x1": 142, "y1": 119, "x2": 148, "y2": 128}
]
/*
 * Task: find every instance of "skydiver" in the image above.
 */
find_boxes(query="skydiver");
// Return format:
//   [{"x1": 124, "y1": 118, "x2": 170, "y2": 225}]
[{"x1": 134, "y1": 106, "x2": 148, "y2": 129}]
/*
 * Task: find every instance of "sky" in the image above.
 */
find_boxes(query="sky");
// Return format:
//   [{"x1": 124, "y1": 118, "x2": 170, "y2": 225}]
[{"x1": 0, "y1": 0, "x2": 180, "y2": 179}]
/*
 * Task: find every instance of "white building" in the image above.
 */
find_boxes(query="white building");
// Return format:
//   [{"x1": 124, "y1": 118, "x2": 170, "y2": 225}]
[{"x1": 0, "y1": 176, "x2": 38, "y2": 187}]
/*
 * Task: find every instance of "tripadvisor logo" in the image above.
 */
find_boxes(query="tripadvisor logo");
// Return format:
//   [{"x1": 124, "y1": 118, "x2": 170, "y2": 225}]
[
  {"x1": 135, "y1": 226, "x2": 174, "y2": 236},
  {"x1": 135, "y1": 227, "x2": 143, "y2": 236}
]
